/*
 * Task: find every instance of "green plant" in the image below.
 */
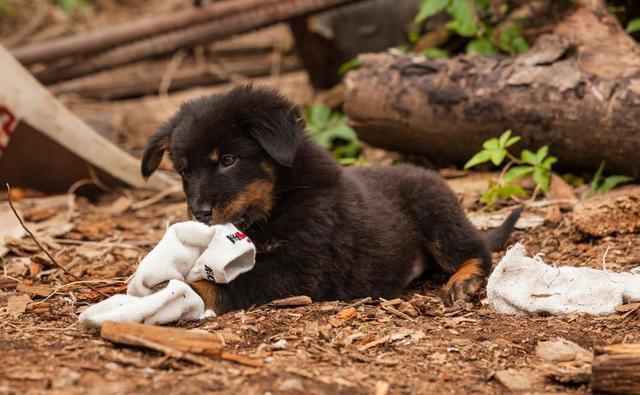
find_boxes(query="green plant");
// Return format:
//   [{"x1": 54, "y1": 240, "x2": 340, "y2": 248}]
[
  {"x1": 464, "y1": 130, "x2": 557, "y2": 207},
  {"x1": 414, "y1": 0, "x2": 529, "y2": 56},
  {"x1": 0, "y1": 0, "x2": 18, "y2": 17},
  {"x1": 55, "y1": 0, "x2": 89, "y2": 14},
  {"x1": 338, "y1": 58, "x2": 362, "y2": 77},
  {"x1": 626, "y1": 17, "x2": 640, "y2": 33},
  {"x1": 305, "y1": 104, "x2": 363, "y2": 165},
  {"x1": 586, "y1": 161, "x2": 633, "y2": 197}
]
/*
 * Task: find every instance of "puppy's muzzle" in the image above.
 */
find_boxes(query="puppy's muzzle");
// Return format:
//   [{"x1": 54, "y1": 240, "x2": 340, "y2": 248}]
[{"x1": 193, "y1": 204, "x2": 213, "y2": 223}]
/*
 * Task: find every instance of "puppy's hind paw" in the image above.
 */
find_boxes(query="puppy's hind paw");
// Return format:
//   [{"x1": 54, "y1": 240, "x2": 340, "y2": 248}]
[{"x1": 442, "y1": 258, "x2": 485, "y2": 306}]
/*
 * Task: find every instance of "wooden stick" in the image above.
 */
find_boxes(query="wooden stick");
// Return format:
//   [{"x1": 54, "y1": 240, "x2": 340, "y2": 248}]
[
  {"x1": 34, "y1": 0, "x2": 365, "y2": 84},
  {"x1": 592, "y1": 343, "x2": 640, "y2": 394},
  {"x1": 5, "y1": 184, "x2": 108, "y2": 297},
  {"x1": 101, "y1": 321, "x2": 223, "y2": 358},
  {"x1": 11, "y1": 0, "x2": 281, "y2": 65}
]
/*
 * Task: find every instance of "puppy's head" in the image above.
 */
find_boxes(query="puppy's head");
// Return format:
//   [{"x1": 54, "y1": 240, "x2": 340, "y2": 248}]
[{"x1": 141, "y1": 85, "x2": 304, "y2": 227}]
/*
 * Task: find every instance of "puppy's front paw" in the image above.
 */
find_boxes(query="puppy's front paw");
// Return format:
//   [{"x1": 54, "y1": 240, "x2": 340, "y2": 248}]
[
  {"x1": 443, "y1": 258, "x2": 485, "y2": 306},
  {"x1": 187, "y1": 280, "x2": 219, "y2": 313}
]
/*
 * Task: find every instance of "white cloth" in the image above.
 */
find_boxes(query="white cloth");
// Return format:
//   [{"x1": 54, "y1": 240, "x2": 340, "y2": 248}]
[
  {"x1": 487, "y1": 243, "x2": 640, "y2": 316},
  {"x1": 79, "y1": 222, "x2": 255, "y2": 327},
  {"x1": 79, "y1": 280, "x2": 211, "y2": 327},
  {"x1": 127, "y1": 222, "x2": 255, "y2": 296}
]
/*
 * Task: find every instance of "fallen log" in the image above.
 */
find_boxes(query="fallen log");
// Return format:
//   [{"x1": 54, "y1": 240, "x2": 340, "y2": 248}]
[
  {"x1": 50, "y1": 54, "x2": 300, "y2": 100},
  {"x1": 592, "y1": 343, "x2": 640, "y2": 394},
  {"x1": 343, "y1": 6, "x2": 640, "y2": 177},
  {"x1": 10, "y1": 0, "x2": 282, "y2": 65},
  {"x1": 34, "y1": 0, "x2": 366, "y2": 84},
  {"x1": 67, "y1": 71, "x2": 313, "y2": 153}
]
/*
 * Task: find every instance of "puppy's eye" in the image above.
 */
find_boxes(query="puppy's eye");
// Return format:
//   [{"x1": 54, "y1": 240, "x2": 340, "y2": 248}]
[{"x1": 220, "y1": 155, "x2": 237, "y2": 168}]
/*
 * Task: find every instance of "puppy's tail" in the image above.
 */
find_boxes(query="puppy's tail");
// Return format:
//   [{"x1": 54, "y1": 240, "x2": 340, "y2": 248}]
[{"x1": 483, "y1": 206, "x2": 523, "y2": 251}]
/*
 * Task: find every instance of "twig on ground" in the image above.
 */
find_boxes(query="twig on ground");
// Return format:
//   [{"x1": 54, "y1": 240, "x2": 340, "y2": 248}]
[
  {"x1": 6, "y1": 184, "x2": 108, "y2": 297},
  {"x1": 118, "y1": 333, "x2": 214, "y2": 368}
]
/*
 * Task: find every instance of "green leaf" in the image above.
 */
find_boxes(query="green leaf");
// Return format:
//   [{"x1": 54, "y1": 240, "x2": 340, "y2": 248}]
[
  {"x1": 562, "y1": 173, "x2": 584, "y2": 187},
  {"x1": 330, "y1": 122, "x2": 358, "y2": 142},
  {"x1": 307, "y1": 105, "x2": 331, "y2": 129},
  {"x1": 480, "y1": 186, "x2": 499, "y2": 207},
  {"x1": 415, "y1": 0, "x2": 450, "y2": 23},
  {"x1": 535, "y1": 146, "x2": 549, "y2": 164},
  {"x1": 597, "y1": 175, "x2": 634, "y2": 193},
  {"x1": 498, "y1": 130, "x2": 512, "y2": 148},
  {"x1": 587, "y1": 161, "x2": 606, "y2": 197},
  {"x1": 626, "y1": 17, "x2": 640, "y2": 34},
  {"x1": 541, "y1": 156, "x2": 557, "y2": 170},
  {"x1": 520, "y1": 149, "x2": 537, "y2": 165},
  {"x1": 511, "y1": 36, "x2": 529, "y2": 54},
  {"x1": 466, "y1": 38, "x2": 496, "y2": 55},
  {"x1": 464, "y1": 150, "x2": 491, "y2": 169},
  {"x1": 506, "y1": 136, "x2": 521, "y2": 147},
  {"x1": 482, "y1": 138, "x2": 499, "y2": 150},
  {"x1": 57, "y1": 0, "x2": 89, "y2": 14},
  {"x1": 489, "y1": 148, "x2": 506, "y2": 166},
  {"x1": 446, "y1": 0, "x2": 477, "y2": 37},
  {"x1": 338, "y1": 58, "x2": 362, "y2": 77},
  {"x1": 421, "y1": 48, "x2": 449, "y2": 58},
  {"x1": 496, "y1": 184, "x2": 526, "y2": 199},
  {"x1": 533, "y1": 168, "x2": 551, "y2": 192},
  {"x1": 503, "y1": 165, "x2": 534, "y2": 183}
]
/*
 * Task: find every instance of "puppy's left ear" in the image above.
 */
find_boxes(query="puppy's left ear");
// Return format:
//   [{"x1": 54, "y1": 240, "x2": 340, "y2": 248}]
[
  {"x1": 249, "y1": 106, "x2": 303, "y2": 167},
  {"x1": 141, "y1": 122, "x2": 173, "y2": 180}
]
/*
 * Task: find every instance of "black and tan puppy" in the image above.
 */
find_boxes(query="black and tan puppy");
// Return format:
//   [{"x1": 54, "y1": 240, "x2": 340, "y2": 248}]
[{"x1": 141, "y1": 85, "x2": 521, "y2": 314}]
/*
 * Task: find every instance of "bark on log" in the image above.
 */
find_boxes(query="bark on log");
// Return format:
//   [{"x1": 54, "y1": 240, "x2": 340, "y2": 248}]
[
  {"x1": 11, "y1": 0, "x2": 281, "y2": 65},
  {"x1": 50, "y1": 55, "x2": 300, "y2": 100},
  {"x1": 592, "y1": 343, "x2": 640, "y2": 394},
  {"x1": 33, "y1": 0, "x2": 366, "y2": 84},
  {"x1": 343, "y1": 6, "x2": 640, "y2": 177}
]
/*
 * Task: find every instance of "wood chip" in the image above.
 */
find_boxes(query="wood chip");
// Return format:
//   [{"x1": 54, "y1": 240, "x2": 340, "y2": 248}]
[
  {"x1": 358, "y1": 335, "x2": 390, "y2": 352},
  {"x1": 614, "y1": 302, "x2": 640, "y2": 313},
  {"x1": 7, "y1": 294, "x2": 31, "y2": 317},
  {"x1": 221, "y1": 351, "x2": 264, "y2": 367},
  {"x1": 16, "y1": 283, "x2": 54, "y2": 298},
  {"x1": 269, "y1": 295, "x2": 312, "y2": 307},
  {"x1": 535, "y1": 338, "x2": 592, "y2": 362},
  {"x1": 100, "y1": 321, "x2": 223, "y2": 358},
  {"x1": 328, "y1": 307, "x2": 357, "y2": 327},
  {"x1": 494, "y1": 368, "x2": 544, "y2": 391}
]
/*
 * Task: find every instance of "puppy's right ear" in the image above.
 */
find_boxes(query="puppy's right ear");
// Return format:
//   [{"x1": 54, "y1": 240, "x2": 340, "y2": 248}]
[{"x1": 141, "y1": 123, "x2": 172, "y2": 180}]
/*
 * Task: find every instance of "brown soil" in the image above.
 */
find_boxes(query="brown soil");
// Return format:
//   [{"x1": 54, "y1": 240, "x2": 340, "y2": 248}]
[{"x1": 2, "y1": 185, "x2": 639, "y2": 395}]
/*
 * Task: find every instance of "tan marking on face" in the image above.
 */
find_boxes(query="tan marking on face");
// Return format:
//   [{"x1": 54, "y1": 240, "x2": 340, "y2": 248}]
[
  {"x1": 209, "y1": 149, "x2": 219, "y2": 162},
  {"x1": 260, "y1": 161, "x2": 276, "y2": 179},
  {"x1": 212, "y1": 179, "x2": 275, "y2": 224},
  {"x1": 187, "y1": 280, "x2": 219, "y2": 313},
  {"x1": 179, "y1": 157, "x2": 188, "y2": 170}
]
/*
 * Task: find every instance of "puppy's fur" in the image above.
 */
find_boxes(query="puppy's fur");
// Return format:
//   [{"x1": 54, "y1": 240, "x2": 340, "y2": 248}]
[{"x1": 142, "y1": 85, "x2": 521, "y2": 314}]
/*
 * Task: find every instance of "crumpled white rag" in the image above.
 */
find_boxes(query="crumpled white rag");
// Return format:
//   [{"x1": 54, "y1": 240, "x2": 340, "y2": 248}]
[
  {"x1": 487, "y1": 242, "x2": 640, "y2": 316},
  {"x1": 79, "y1": 221, "x2": 255, "y2": 327}
]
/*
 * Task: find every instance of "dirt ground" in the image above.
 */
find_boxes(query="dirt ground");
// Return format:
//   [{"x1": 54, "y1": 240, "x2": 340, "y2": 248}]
[
  {"x1": 2, "y1": 1, "x2": 640, "y2": 394},
  {"x1": 2, "y1": 182, "x2": 640, "y2": 395}
]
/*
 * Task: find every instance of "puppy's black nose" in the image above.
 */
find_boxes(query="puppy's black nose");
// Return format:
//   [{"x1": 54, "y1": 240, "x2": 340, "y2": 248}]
[{"x1": 193, "y1": 207, "x2": 212, "y2": 223}]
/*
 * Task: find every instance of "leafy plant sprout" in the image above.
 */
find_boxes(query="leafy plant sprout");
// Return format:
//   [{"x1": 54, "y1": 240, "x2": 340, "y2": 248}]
[{"x1": 464, "y1": 130, "x2": 557, "y2": 207}]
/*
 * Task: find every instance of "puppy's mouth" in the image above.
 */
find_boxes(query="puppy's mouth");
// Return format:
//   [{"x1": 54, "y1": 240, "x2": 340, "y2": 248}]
[{"x1": 229, "y1": 214, "x2": 252, "y2": 229}]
